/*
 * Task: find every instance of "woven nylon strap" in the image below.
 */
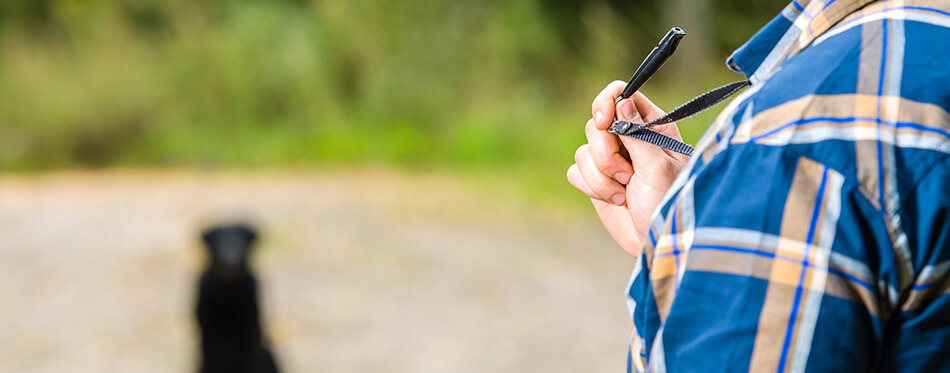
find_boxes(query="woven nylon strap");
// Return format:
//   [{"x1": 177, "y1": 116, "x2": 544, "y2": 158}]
[{"x1": 608, "y1": 80, "x2": 750, "y2": 156}]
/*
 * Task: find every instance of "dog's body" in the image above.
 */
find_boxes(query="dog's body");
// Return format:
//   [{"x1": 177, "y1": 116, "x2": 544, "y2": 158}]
[{"x1": 197, "y1": 224, "x2": 278, "y2": 373}]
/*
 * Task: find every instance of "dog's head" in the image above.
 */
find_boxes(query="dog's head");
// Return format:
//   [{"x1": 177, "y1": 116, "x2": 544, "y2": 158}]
[{"x1": 201, "y1": 223, "x2": 258, "y2": 279}]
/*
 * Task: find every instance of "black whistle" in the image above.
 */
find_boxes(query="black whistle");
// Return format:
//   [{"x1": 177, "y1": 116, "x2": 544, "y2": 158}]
[{"x1": 618, "y1": 27, "x2": 685, "y2": 102}]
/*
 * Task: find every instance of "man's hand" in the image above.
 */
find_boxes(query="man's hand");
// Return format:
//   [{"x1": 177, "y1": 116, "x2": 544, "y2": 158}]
[{"x1": 567, "y1": 81, "x2": 690, "y2": 257}]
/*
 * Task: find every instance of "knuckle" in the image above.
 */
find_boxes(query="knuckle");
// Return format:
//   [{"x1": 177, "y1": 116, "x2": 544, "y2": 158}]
[
  {"x1": 573, "y1": 144, "x2": 589, "y2": 163},
  {"x1": 595, "y1": 153, "x2": 617, "y2": 172},
  {"x1": 566, "y1": 171, "x2": 579, "y2": 188},
  {"x1": 589, "y1": 176, "x2": 614, "y2": 198},
  {"x1": 584, "y1": 118, "x2": 597, "y2": 133},
  {"x1": 566, "y1": 164, "x2": 579, "y2": 181}
]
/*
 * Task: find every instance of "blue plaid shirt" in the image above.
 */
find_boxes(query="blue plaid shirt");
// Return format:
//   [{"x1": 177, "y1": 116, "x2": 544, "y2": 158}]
[{"x1": 628, "y1": 1, "x2": 950, "y2": 371}]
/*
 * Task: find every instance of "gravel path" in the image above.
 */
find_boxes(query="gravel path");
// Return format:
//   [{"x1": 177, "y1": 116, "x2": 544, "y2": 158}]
[{"x1": 0, "y1": 170, "x2": 634, "y2": 372}]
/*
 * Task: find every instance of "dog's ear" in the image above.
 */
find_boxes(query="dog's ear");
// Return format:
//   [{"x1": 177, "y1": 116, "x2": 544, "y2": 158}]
[
  {"x1": 201, "y1": 228, "x2": 218, "y2": 249},
  {"x1": 233, "y1": 224, "x2": 257, "y2": 247}
]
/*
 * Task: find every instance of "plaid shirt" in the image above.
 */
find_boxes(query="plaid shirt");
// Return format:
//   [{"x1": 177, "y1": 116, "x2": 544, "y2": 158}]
[{"x1": 628, "y1": 1, "x2": 950, "y2": 371}]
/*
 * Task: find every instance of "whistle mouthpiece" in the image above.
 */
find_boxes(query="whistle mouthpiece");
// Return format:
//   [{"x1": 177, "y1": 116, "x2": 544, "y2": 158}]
[
  {"x1": 619, "y1": 27, "x2": 686, "y2": 101},
  {"x1": 658, "y1": 27, "x2": 685, "y2": 56}
]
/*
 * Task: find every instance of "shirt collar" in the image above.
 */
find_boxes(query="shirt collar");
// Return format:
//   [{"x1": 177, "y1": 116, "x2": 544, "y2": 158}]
[{"x1": 727, "y1": 0, "x2": 876, "y2": 83}]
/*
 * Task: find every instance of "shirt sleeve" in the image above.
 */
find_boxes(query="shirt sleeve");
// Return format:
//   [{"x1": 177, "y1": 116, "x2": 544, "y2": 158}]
[
  {"x1": 877, "y1": 155, "x2": 950, "y2": 371},
  {"x1": 627, "y1": 145, "x2": 899, "y2": 372}
]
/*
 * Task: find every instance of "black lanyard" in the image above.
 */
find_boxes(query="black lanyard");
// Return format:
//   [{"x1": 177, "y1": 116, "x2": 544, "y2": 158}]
[
  {"x1": 609, "y1": 80, "x2": 749, "y2": 156},
  {"x1": 608, "y1": 27, "x2": 749, "y2": 157}
]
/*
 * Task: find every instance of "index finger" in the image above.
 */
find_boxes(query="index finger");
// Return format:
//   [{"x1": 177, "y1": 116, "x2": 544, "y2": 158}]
[
  {"x1": 585, "y1": 118, "x2": 633, "y2": 184},
  {"x1": 591, "y1": 80, "x2": 628, "y2": 131}
]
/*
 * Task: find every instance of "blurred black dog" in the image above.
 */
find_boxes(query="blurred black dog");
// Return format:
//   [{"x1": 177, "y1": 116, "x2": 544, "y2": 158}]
[{"x1": 197, "y1": 224, "x2": 279, "y2": 373}]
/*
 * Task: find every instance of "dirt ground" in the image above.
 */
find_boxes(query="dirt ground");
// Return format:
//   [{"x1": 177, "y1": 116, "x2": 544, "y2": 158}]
[{"x1": 0, "y1": 169, "x2": 634, "y2": 372}]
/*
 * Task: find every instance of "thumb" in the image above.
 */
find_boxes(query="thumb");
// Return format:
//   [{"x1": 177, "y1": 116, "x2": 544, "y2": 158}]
[{"x1": 616, "y1": 99, "x2": 689, "y2": 166}]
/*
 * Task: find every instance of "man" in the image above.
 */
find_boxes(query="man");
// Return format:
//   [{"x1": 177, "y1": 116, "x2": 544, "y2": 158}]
[{"x1": 567, "y1": 0, "x2": 950, "y2": 371}]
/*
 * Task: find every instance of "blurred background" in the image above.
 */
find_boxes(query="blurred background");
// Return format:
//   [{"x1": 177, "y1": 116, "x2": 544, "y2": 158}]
[{"x1": 0, "y1": 0, "x2": 787, "y2": 371}]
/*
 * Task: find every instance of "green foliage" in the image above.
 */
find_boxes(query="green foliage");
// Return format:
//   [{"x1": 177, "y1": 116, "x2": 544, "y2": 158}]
[{"x1": 0, "y1": 0, "x2": 785, "y2": 200}]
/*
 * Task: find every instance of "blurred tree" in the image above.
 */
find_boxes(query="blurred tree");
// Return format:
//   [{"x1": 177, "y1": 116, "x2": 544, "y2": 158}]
[
  {"x1": 0, "y1": 0, "x2": 793, "y2": 171},
  {"x1": 663, "y1": 0, "x2": 714, "y2": 82},
  {"x1": 120, "y1": 1, "x2": 171, "y2": 37},
  {"x1": 540, "y1": 0, "x2": 661, "y2": 52},
  {"x1": 0, "y1": 0, "x2": 55, "y2": 33}
]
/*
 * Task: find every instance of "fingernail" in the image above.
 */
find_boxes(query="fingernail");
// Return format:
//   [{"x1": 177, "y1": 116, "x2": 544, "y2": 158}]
[
  {"x1": 594, "y1": 111, "x2": 604, "y2": 125},
  {"x1": 619, "y1": 100, "x2": 636, "y2": 121},
  {"x1": 614, "y1": 172, "x2": 631, "y2": 184},
  {"x1": 611, "y1": 194, "x2": 626, "y2": 206}
]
